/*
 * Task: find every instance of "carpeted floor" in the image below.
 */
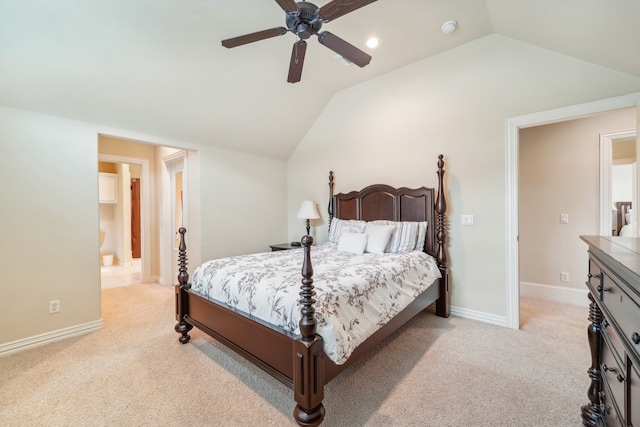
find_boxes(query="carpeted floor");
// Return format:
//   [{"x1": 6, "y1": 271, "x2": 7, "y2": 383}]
[{"x1": 0, "y1": 282, "x2": 587, "y2": 426}]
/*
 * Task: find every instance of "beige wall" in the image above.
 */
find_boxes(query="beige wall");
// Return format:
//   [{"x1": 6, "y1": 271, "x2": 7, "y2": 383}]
[
  {"x1": 519, "y1": 109, "x2": 637, "y2": 292},
  {"x1": 0, "y1": 107, "x2": 102, "y2": 343},
  {"x1": 286, "y1": 35, "x2": 640, "y2": 317},
  {"x1": 0, "y1": 107, "x2": 287, "y2": 347}
]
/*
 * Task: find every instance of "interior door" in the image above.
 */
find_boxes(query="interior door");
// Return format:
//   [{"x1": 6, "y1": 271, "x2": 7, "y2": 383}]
[{"x1": 131, "y1": 178, "x2": 141, "y2": 258}]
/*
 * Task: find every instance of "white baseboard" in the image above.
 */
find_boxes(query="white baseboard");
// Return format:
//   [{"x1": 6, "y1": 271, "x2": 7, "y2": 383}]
[
  {"x1": 450, "y1": 305, "x2": 509, "y2": 328},
  {"x1": 0, "y1": 320, "x2": 103, "y2": 357},
  {"x1": 148, "y1": 275, "x2": 162, "y2": 285},
  {"x1": 520, "y1": 281, "x2": 589, "y2": 307}
]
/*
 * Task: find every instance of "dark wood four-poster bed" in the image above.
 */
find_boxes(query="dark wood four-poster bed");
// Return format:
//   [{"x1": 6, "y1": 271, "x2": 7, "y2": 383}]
[{"x1": 174, "y1": 154, "x2": 450, "y2": 426}]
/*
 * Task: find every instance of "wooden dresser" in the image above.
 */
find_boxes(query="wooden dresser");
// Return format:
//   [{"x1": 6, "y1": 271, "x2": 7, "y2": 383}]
[{"x1": 581, "y1": 236, "x2": 640, "y2": 427}]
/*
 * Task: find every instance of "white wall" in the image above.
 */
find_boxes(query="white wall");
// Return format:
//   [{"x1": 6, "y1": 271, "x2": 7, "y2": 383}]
[
  {"x1": 0, "y1": 106, "x2": 287, "y2": 347},
  {"x1": 519, "y1": 109, "x2": 637, "y2": 298},
  {"x1": 286, "y1": 35, "x2": 640, "y2": 318}
]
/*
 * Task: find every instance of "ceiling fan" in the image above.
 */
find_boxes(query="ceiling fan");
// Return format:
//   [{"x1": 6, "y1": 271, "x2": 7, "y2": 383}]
[{"x1": 221, "y1": 0, "x2": 378, "y2": 83}]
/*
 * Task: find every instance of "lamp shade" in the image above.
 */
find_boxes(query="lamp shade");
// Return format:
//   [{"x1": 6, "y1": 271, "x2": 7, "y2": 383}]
[{"x1": 297, "y1": 200, "x2": 320, "y2": 220}]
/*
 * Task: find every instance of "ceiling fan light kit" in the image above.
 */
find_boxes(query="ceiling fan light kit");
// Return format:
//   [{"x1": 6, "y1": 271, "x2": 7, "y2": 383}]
[{"x1": 221, "y1": 0, "x2": 379, "y2": 83}]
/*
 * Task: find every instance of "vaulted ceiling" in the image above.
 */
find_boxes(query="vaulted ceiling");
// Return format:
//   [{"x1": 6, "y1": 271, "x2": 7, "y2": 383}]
[{"x1": 1, "y1": 0, "x2": 639, "y2": 159}]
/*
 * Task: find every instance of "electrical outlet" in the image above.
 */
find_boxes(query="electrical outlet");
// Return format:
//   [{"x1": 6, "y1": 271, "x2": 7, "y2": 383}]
[
  {"x1": 560, "y1": 214, "x2": 569, "y2": 224},
  {"x1": 461, "y1": 214, "x2": 474, "y2": 226},
  {"x1": 561, "y1": 272, "x2": 569, "y2": 282},
  {"x1": 49, "y1": 300, "x2": 60, "y2": 314}
]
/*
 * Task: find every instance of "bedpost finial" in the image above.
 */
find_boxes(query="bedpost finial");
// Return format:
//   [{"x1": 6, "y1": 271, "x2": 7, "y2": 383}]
[{"x1": 301, "y1": 235, "x2": 313, "y2": 247}]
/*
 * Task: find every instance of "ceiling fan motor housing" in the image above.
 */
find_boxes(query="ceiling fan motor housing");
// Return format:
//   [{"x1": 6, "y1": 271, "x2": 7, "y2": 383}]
[{"x1": 286, "y1": 2, "x2": 322, "y2": 39}]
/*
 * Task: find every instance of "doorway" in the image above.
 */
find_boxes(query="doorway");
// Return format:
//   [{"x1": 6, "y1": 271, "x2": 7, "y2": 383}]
[
  {"x1": 162, "y1": 151, "x2": 186, "y2": 286},
  {"x1": 599, "y1": 130, "x2": 637, "y2": 236},
  {"x1": 506, "y1": 92, "x2": 640, "y2": 329},
  {"x1": 98, "y1": 153, "x2": 151, "y2": 286}
]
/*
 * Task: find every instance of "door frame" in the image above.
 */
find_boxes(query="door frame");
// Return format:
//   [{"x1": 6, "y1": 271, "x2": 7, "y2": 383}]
[
  {"x1": 506, "y1": 91, "x2": 640, "y2": 329},
  {"x1": 161, "y1": 151, "x2": 186, "y2": 286},
  {"x1": 98, "y1": 153, "x2": 151, "y2": 282}
]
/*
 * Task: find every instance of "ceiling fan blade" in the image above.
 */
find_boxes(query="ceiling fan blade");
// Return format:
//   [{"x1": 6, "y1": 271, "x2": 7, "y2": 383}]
[
  {"x1": 287, "y1": 40, "x2": 307, "y2": 83},
  {"x1": 317, "y1": 31, "x2": 371, "y2": 67},
  {"x1": 319, "y1": 0, "x2": 377, "y2": 22},
  {"x1": 275, "y1": 0, "x2": 299, "y2": 13},
  {"x1": 222, "y1": 27, "x2": 287, "y2": 48}
]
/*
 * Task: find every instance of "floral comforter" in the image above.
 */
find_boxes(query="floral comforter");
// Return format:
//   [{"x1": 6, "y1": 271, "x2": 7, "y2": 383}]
[{"x1": 190, "y1": 242, "x2": 441, "y2": 365}]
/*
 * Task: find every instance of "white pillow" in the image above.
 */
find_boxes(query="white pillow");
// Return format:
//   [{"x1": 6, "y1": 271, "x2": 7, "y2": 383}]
[
  {"x1": 328, "y1": 218, "x2": 367, "y2": 243},
  {"x1": 337, "y1": 232, "x2": 368, "y2": 255},
  {"x1": 364, "y1": 224, "x2": 395, "y2": 254}
]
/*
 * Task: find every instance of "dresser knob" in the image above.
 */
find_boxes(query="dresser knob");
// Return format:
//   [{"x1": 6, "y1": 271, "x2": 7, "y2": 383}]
[
  {"x1": 603, "y1": 364, "x2": 615, "y2": 373},
  {"x1": 597, "y1": 285, "x2": 611, "y2": 293},
  {"x1": 602, "y1": 319, "x2": 609, "y2": 328},
  {"x1": 633, "y1": 332, "x2": 640, "y2": 344},
  {"x1": 617, "y1": 374, "x2": 625, "y2": 383}
]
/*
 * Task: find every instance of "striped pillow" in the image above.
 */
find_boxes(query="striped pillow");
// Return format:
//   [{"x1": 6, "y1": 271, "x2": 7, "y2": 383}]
[
  {"x1": 415, "y1": 221, "x2": 428, "y2": 252},
  {"x1": 328, "y1": 218, "x2": 367, "y2": 244},
  {"x1": 370, "y1": 220, "x2": 419, "y2": 253}
]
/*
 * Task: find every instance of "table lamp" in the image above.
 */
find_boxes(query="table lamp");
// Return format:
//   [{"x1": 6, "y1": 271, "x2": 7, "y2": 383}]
[{"x1": 296, "y1": 200, "x2": 321, "y2": 235}]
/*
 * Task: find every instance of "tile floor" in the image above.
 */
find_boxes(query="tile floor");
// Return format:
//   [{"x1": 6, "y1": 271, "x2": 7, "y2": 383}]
[{"x1": 100, "y1": 258, "x2": 142, "y2": 289}]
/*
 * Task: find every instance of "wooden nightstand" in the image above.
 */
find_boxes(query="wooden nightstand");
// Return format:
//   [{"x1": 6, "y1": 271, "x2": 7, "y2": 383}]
[{"x1": 269, "y1": 243, "x2": 301, "y2": 251}]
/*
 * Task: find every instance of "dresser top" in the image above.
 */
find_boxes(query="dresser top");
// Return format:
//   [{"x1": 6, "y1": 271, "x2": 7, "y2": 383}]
[{"x1": 580, "y1": 235, "x2": 640, "y2": 283}]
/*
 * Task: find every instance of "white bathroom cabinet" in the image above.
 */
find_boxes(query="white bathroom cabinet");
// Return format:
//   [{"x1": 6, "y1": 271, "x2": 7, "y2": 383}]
[{"x1": 98, "y1": 173, "x2": 118, "y2": 204}]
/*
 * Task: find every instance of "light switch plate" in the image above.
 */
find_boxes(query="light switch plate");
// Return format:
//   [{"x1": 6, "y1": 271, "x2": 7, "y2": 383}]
[{"x1": 461, "y1": 215, "x2": 474, "y2": 226}]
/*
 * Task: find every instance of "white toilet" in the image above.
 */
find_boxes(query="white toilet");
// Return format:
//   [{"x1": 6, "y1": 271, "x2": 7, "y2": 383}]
[{"x1": 100, "y1": 230, "x2": 114, "y2": 266}]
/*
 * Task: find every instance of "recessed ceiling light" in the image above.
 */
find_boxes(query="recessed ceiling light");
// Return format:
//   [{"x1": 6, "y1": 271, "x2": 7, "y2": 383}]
[
  {"x1": 365, "y1": 37, "x2": 381, "y2": 49},
  {"x1": 441, "y1": 20, "x2": 457, "y2": 34}
]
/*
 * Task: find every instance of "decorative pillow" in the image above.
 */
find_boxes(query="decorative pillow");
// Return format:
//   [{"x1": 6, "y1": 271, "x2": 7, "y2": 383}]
[
  {"x1": 328, "y1": 218, "x2": 367, "y2": 244},
  {"x1": 371, "y1": 220, "x2": 419, "y2": 253},
  {"x1": 415, "y1": 221, "x2": 428, "y2": 252},
  {"x1": 364, "y1": 224, "x2": 395, "y2": 255},
  {"x1": 337, "y1": 232, "x2": 368, "y2": 255}
]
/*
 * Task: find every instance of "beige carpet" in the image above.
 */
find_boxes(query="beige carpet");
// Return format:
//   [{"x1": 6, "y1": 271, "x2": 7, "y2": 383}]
[{"x1": 0, "y1": 282, "x2": 587, "y2": 426}]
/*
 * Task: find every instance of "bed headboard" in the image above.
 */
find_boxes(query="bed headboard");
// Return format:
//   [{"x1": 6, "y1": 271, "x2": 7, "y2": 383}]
[
  {"x1": 327, "y1": 155, "x2": 447, "y2": 268},
  {"x1": 615, "y1": 201, "x2": 632, "y2": 235}
]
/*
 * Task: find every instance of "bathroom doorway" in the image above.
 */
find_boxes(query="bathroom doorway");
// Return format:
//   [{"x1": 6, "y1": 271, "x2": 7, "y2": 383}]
[{"x1": 98, "y1": 159, "x2": 146, "y2": 288}]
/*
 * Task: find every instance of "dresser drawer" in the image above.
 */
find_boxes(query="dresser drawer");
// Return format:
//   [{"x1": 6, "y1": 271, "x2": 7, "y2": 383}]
[
  {"x1": 601, "y1": 341, "x2": 625, "y2": 424},
  {"x1": 602, "y1": 318, "x2": 625, "y2": 367},
  {"x1": 588, "y1": 259, "x2": 603, "y2": 294},
  {"x1": 601, "y1": 272, "x2": 640, "y2": 348}
]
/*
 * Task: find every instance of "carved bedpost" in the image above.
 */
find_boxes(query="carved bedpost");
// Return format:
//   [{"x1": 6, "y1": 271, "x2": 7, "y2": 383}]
[
  {"x1": 435, "y1": 155, "x2": 450, "y2": 318},
  {"x1": 327, "y1": 171, "x2": 334, "y2": 235},
  {"x1": 293, "y1": 235, "x2": 325, "y2": 427},
  {"x1": 581, "y1": 292, "x2": 604, "y2": 426},
  {"x1": 174, "y1": 227, "x2": 193, "y2": 344}
]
